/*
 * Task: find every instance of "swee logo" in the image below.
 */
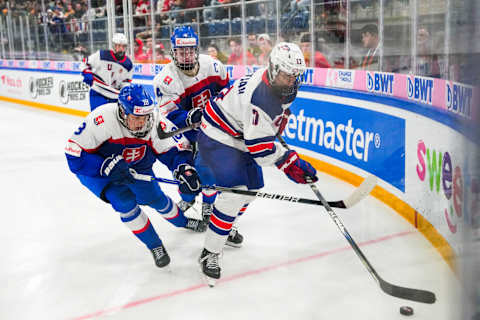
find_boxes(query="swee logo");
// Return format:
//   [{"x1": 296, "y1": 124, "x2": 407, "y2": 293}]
[
  {"x1": 407, "y1": 76, "x2": 433, "y2": 104},
  {"x1": 367, "y1": 72, "x2": 394, "y2": 95},
  {"x1": 446, "y1": 82, "x2": 472, "y2": 119},
  {"x1": 416, "y1": 140, "x2": 479, "y2": 233}
]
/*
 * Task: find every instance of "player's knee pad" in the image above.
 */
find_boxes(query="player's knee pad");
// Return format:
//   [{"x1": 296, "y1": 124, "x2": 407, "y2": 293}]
[{"x1": 104, "y1": 185, "x2": 137, "y2": 213}]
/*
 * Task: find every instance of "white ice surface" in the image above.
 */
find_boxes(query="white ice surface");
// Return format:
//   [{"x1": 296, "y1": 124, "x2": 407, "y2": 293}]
[{"x1": 0, "y1": 102, "x2": 461, "y2": 320}]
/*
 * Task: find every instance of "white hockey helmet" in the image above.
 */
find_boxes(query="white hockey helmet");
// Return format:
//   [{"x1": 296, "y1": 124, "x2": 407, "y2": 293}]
[
  {"x1": 112, "y1": 33, "x2": 128, "y2": 60},
  {"x1": 112, "y1": 33, "x2": 128, "y2": 46},
  {"x1": 267, "y1": 42, "x2": 306, "y2": 102}
]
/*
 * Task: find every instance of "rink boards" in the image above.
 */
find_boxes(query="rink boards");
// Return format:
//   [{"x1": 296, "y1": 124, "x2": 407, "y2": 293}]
[{"x1": 0, "y1": 62, "x2": 478, "y2": 272}]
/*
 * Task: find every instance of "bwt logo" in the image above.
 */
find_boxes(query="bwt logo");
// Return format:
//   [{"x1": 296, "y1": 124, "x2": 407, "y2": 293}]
[
  {"x1": 407, "y1": 76, "x2": 433, "y2": 105},
  {"x1": 150, "y1": 64, "x2": 164, "y2": 75},
  {"x1": 7, "y1": 60, "x2": 14, "y2": 67},
  {"x1": 134, "y1": 64, "x2": 143, "y2": 73},
  {"x1": 56, "y1": 62, "x2": 65, "y2": 70},
  {"x1": 446, "y1": 82, "x2": 472, "y2": 119},
  {"x1": 299, "y1": 69, "x2": 314, "y2": 85},
  {"x1": 72, "y1": 62, "x2": 82, "y2": 71},
  {"x1": 42, "y1": 61, "x2": 51, "y2": 69},
  {"x1": 366, "y1": 72, "x2": 394, "y2": 95}
]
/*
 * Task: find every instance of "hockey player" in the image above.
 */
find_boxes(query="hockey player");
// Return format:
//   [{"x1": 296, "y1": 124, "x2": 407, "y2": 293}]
[
  {"x1": 153, "y1": 25, "x2": 245, "y2": 247},
  {"x1": 196, "y1": 42, "x2": 318, "y2": 285},
  {"x1": 64, "y1": 84, "x2": 207, "y2": 268},
  {"x1": 82, "y1": 33, "x2": 134, "y2": 111}
]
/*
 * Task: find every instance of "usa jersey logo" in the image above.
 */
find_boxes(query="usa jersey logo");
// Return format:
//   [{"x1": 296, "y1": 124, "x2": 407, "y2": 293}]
[
  {"x1": 122, "y1": 145, "x2": 146, "y2": 163},
  {"x1": 94, "y1": 116, "x2": 104, "y2": 125}
]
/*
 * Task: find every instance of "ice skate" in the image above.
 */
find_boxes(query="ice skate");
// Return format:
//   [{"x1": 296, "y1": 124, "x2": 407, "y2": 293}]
[
  {"x1": 198, "y1": 248, "x2": 221, "y2": 287},
  {"x1": 225, "y1": 227, "x2": 243, "y2": 248},
  {"x1": 150, "y1": 244, "x2": 171, "y2": 269},
  {"x1": 186, "y1": 218, "x2": 207, "y2": 232}
]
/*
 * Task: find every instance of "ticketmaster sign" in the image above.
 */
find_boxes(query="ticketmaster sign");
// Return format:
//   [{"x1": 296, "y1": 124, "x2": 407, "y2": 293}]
[{"x1": 284, "y1": 97, "x2": 406, "y2": 191}]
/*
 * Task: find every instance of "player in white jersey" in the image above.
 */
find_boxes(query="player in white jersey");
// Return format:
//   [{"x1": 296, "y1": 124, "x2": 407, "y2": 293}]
[
  {"x1": 65, "y1": 84, "x2": 206, "y2": 268},
  {"x1": 153, "y1": 26, "x2": 247, "y2": 247},
  {"x1": 82, "y1": 33, "x2": 134, "y2": 111},
  {"x1": 196, "y1": 42, "x2": 319, "y2": 285}
]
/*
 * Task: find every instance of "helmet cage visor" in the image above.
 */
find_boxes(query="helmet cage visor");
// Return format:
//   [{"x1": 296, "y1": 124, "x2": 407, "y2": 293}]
[{"x1": 171, "y1": 46, "x2": 198, "y2": 71}]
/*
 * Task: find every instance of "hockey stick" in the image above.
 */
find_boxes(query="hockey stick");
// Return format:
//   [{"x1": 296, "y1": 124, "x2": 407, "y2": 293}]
[
  {"x1": 130, "y1": 171, "x2": 376, "y2": 209},
  {"x1": 276, "y1": 135, "x2": 436, "y2": 304},
  {"x1": 157, "y1": 123, "x2": 200, "y2": 139}
]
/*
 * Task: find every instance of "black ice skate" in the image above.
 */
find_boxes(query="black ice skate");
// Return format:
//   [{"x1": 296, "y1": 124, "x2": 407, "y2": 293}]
[
  {"x1": 150, "y1": 244, "x2": 170, "y2": 268},
  {"x1": 186, "y1": 218, "x2": 207, "y2": 232},
  {"x1": 198, "y1": 248, "x2": 221, "y2": 287},
  {"x1": 226, "y1": 227, "x2": 243, "y2": 248},
  {"x1": 201, "y1": 202, "x2": 213, "y2": 223}
]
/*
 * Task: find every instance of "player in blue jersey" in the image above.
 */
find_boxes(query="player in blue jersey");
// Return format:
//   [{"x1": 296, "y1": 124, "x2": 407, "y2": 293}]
[
  {"x1": 153, "y1": 26, "x2": 247, "y2": 247},
  {"x1": 65, "y1": 84, "x2": 207, "y2": 268},
  {"x1": 82, "y1": 33, "x2": 134, "y2": 111},
  {"x1": 196, "y1": 42, "x2": 319, "y2": 286}
]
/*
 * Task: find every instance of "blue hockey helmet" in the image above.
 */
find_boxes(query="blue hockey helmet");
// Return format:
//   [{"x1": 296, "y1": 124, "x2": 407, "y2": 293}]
[
  {"x1": 170, "y1": 25, "x2": 199, "y2": 71},
  {"x1": 118, "y1": 84, "x2": 155, "y2": 138}
]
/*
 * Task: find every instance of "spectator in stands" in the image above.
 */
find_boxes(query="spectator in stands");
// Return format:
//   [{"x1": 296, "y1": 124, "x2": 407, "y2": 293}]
[
  {"x1": 360, "y1": 23, "x2": 380, "y2": 71},
  {"x1": 416, "y1": 27, "x2": 440, "y2": 78},
  {"x1": 257, "y1": 33, "x2": 272, "y2": 65},
  {"x1": 247, "y1": 34, "x2": 261, "y2": 59},
  {"x1": 154, "y1": 43, "x2": 171, "y2": 64},
  {"x1": 73, "y1": 3, "x2": 85, "y2": 19},
  {"x1": 207, "y1": 43, "x2": 228, "y2": 64},
  {"x1": 169, "y1": 0, "x2": 186, "y2": 23},
  {"x1": 299, "y1": 33, "x2": 331, "y2": 68},
  {"x1": 134, "y1": 38, "x2": 148, "y2": 62},
  {"x1": 185, "y1": 0, "x2": 205, "y2": 22},
  {"x1": 227, "y1": 38, "x2": 257, "y2": 65},
  {"x1": 203, "y1": 0, "x2": 240, "y2": 21}
]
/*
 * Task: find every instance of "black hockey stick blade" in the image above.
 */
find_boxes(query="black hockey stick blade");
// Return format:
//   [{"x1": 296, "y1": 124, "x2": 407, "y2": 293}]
[
  {"x1": 379, "y1": 276, "x2": 436, "y2": 304},
  {"x1": 157, "y1": 123, "x2": 198, "y2": 139}
]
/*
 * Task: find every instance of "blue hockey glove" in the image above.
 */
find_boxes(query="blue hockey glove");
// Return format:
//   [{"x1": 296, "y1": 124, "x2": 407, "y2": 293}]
[
  {"x1": 186, "y1": 107, "x2": 203, "y2": 127},
  {"x1": 173, "y1": 164, "x2": 201, "y2": 195},
  {"x1": 275, "y1": 150, "x2": 318, "y2": 184},
  {"x1": 100, "y1": 155, "x2": 135, "y2": 185},
  {"x1": 82, "y1": 70, "x2": 93, "y2": 86}
]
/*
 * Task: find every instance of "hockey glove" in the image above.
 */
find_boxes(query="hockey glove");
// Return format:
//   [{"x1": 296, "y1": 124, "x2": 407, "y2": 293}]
[
  {"x1": 173, "y1": 164, "x2": 201, "y2": 195},
  {"x1": 275, "y1": 150, "x2": 318, "y2": 184},
  {"x1": 186, "y1": 107, "x2": 203, "y2": 127},
  {"x1": 100, "y1": 155, "x2": 135, "y2": 185},
  {"x1": 82, "y1": 70, "x2": 93, "y2": 86}
]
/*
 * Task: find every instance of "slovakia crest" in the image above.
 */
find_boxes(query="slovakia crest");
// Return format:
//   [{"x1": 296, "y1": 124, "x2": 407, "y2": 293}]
[{"x1": 122, "y1": 145, "x2": 147, "y2": 163}]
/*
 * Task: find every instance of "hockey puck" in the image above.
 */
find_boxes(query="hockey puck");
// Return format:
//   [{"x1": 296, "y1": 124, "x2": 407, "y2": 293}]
[{"x1": 400, "y1": 306, "x2": 414, "y2": 316}]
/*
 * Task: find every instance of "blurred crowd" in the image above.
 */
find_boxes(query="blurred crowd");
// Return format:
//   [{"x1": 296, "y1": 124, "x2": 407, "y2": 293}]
[{"x1": 0, "y1": 0, "x2": 469, "y2": 82}]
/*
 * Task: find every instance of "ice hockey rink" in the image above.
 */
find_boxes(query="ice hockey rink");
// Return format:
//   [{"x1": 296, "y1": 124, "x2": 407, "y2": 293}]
[{"x1": 0, "y1": 101, "x2": 462, "y2": 320}]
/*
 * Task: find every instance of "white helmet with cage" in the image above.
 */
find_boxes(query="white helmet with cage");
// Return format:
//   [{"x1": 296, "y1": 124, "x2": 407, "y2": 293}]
[
  {"x1": 112, "y1": 33, "x2": 128, "y2": 60},
  {"x1": 112, "y1": 33, "x2": 128, "y2": 46},
  {"x1": 267, "y1": 42, "x2": 306, "y2": 102}
]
